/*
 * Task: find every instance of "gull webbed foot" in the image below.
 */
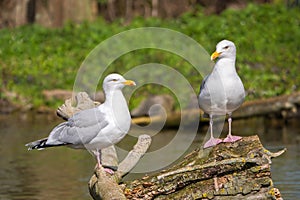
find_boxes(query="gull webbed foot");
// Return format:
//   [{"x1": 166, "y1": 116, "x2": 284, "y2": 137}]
[
  {"x1": 204, "y1": 137, "x2": 223, "y2": 148},
  {"x1": 223, "y1": 135, "x2": 242, "y2": 143}
]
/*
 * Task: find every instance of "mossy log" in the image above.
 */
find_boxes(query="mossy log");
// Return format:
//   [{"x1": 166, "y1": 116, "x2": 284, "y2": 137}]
[{"x1": 90, "y1": 135, "x2": 285, "y2": 200}]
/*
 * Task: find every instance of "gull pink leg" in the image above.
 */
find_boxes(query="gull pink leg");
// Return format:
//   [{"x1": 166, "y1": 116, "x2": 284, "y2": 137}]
[
  {"x1": 94, "y1": 149, "x2": 115, "y2": 175},
  {"x1": 204, "y1": 115, "x2": 222, "y2": 148},
  {"x1": 223, "y1": 114, "x2": 242, "y2": 143},
  {"x1": 93, "y1": 149, "x2": 102, "y2": 169}
]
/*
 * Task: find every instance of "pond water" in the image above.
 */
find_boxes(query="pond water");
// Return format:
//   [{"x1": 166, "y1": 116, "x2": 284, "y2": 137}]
[{"x1": 0, "y1": 113, "x2": 299, "y2": 200}]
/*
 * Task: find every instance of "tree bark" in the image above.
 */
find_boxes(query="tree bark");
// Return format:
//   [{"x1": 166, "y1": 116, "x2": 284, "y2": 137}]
[
  {"x1": 89, "y1": 135, "x2": 284, "y2": 199},
  {"x1": 89, "y1": 167, "x2": 126, "y2": 200},
  {"x1": 35, "y1": 0, "x2": 97, "y2": 28},
  {"x1": 107, "y1": 0, "x2": 116, "y2": 21},
  {"x1": 119, "y1": 136, "x2": 284, "y2": 200},
  {"x1": 151, "y1": 0, "x2": 158, "y2": 17},
  {"x1": 0, "y1": 0, "x2": 30, "y2": 28}
]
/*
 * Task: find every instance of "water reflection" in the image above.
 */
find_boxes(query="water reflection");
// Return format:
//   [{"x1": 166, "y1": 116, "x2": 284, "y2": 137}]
[{"x1": 0, "y1": 113, "x2": 299, "y2": 200}]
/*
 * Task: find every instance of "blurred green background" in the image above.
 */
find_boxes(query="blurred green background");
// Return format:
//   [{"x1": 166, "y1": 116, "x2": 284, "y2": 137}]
[{"x1": 0, "y1": 0, "x2": 299, "y2": 111}]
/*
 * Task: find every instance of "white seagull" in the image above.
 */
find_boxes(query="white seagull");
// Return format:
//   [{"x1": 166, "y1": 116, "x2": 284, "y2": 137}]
[
  {"x1": 26, "y1": 73, "x2": 136, "y2": 170},
  {"x1": 199, "y1": 40, "x2": 245, "y2": 148}
]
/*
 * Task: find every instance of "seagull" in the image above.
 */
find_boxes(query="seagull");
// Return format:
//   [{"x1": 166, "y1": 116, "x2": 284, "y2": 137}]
[
  {"x1": 199, "y1": 40, "x2": 245, "y2": 148},
  {"x1": 26, "y1": 73, "x2": 136, "y2": 170}
]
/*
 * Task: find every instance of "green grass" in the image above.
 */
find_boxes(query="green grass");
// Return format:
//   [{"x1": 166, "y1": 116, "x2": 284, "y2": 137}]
[{"x1": 0, "y1": 3, "x2": 299, "y2": 110}]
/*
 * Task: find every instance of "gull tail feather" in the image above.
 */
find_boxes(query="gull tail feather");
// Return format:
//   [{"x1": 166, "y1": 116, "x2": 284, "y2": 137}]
[{"x1": 25, "y1": 138, "x2": 68, "y2": 150}]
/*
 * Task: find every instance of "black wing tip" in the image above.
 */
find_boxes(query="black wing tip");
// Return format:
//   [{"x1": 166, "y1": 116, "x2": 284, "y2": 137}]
[
  {"x1": 25, "y1": 144, "x2": 44, "y2": 151},
  {"x1": 25, "y1": 144, "x2": 33, "y2": 151},
  {"x1": 25, "y1": 139, "x2": 69, "y2": 151},
  {"x1": 25, "y1": 139, "x2": 48, "y2": 151}
]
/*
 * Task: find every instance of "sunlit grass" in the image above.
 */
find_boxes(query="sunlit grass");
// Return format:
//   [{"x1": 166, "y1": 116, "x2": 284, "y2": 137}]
[{"x1": 0, "y1": 3, "x2": 299, "y2": 109}]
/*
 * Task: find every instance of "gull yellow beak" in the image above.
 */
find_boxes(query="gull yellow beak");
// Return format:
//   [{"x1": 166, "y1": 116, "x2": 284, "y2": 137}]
[
  {"x1": 210, "y1": 51, "x2": 221, "y2": 61},
  {"x1": 123, "y1": 80, "x2": 136, "y2": 86}
]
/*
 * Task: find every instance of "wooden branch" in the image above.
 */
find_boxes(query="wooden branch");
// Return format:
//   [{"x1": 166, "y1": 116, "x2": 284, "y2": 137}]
[
  {"x1": 235, "y1": 91, "x2": 300, "y2": 119},
  {"x1": 56, "y1": 92, "x2": 99, "y2": 120},
  {"x1": 88, "y1": 166, "x2": 126, "y2": 200},
  {"x1": 132, "y1": 109, "x2": 201, "y2": 127},
  {"x1": 101, "y1": 145, "x2": 119, "y2": 171},
  {"x1": 117, "y1": 134, "x2": 152, "y2": 178}
]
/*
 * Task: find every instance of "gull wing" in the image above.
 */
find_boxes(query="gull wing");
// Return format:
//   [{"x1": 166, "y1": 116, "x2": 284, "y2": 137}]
[{"x1": 46, "y1": 107, "x2": 109, "y2": 146}]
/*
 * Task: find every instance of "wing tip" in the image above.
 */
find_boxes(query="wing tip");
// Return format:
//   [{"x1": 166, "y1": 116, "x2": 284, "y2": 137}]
[{"x1": 25, "y1": 138, "x2": 48, "y2": 151}]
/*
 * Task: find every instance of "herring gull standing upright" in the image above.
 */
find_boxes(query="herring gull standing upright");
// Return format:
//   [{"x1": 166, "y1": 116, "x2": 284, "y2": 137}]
[
  {"x1": 26, "y1": 73, "x2": 136, "y2": 170},
  {"x1": 199, "y1": 40, "x2": 245, "y2": 148}
]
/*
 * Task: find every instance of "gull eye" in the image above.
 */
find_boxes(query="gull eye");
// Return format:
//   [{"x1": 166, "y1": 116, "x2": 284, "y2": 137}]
[
  {"x1": 111, "y1": 79, "x2": 118, "y2": 82},
  {"x1": 224, "y1": 46, "x2": 229, "y2": 50}
]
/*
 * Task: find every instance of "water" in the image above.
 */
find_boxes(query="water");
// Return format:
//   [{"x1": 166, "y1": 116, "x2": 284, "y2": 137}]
[{"x1": 0, "y1": 113, "x2": 299, "y2": 200}]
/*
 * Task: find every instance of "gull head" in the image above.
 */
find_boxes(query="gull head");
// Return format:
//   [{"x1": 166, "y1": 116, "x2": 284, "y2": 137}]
[
  {"x1": 211, "y1": 40, "x2": 236, "y2": 61},
  {"x1": 103, "y1": 73, "x2": 136, "y2": 91}
]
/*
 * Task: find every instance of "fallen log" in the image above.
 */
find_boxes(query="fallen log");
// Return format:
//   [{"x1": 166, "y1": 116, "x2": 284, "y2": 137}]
[
  {"x1": 132, "y1": 92, "x2": 300, "y2": 127},
  {"x1": 131, "y1": 94, "x2": 175, "y2": 117},
  {"x1": 235, "y1": 91, "x2": 300, "y2": 119},
  {"x1": 90, "y1": 135, "x2": 285, "y2": 200},
  {"x1": 122, "y1": 135, "x2": 285, "y2": 199}
]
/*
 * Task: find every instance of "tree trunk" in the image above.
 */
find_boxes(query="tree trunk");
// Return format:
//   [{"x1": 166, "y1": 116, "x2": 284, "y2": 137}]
[
  {"x1": 151, "y1": 0, "x2": 158, "y2": 17},
  {"x1": 107, "y1": 0, "x2": 116, "y2": 21},
  {"x1": 35, "y1": 0, "x2": 97, "y2": 28},
  {"x1": 90, "y1": 135, "x2": 284, "y2": 200},
  {"x1": 0, "y1": 0, "x2": 30, "y2": 28}
]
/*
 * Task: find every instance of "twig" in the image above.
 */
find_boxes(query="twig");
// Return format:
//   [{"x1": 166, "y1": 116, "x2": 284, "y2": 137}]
[
  {"x1": 263, "y1": 147, "x2": 287, "y2": 158},
  {"x1": 116, "y1": 134, "x2": 152, "y2": 178},
  {"x1": 101, "y1": 145, "x2": 119, "y2": 171}
]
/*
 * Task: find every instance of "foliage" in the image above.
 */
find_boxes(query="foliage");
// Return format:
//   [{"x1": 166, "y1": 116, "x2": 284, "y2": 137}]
[{"x1": 0, "y1": 4, "x2": 299, "y2": 109}]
